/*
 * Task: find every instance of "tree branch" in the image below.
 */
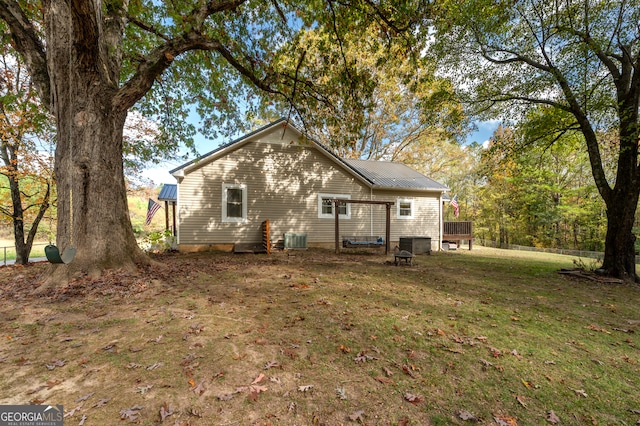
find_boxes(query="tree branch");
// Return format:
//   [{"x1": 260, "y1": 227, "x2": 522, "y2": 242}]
[
  {"x1": 114, "y1": 33, "x2": 287, "y2": 111},
  {"x1": 0, "y1": 0, "x2": 50, "y2": 108}
]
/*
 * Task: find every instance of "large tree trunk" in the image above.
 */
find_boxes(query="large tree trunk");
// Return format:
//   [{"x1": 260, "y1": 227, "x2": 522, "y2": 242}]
[
  {"x1": 39, "y1": 0, "x2": 148, "y2": 287},
  {"x1": 601, "y1": 183, "x2": 639, "y2": 282}
]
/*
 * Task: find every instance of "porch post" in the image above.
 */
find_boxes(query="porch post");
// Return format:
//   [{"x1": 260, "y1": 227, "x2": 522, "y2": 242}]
[
  {"x1": 335, "y1": 200, "x2": 340, "y2": 254},
  {"x1": 385, "y1": 203, "x2": 391, "y2": 255}
]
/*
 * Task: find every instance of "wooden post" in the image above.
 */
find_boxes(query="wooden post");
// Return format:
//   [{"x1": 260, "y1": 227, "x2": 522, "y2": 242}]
[
  {"x1": 334, "y1": 200, "x2": 340, "y2": 254},
  {"x1": 385, "y1": 203, "x2": 391, "y2": 255},
  {"x1": 171, "y1": 202, "x2": 176, "y2": 236},
  {"x1": 164, "y1": 201, "x2": 169, "y2": 232}
]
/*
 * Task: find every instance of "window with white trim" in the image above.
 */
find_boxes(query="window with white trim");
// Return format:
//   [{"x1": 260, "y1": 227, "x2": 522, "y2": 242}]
[
  {"x1": 318, "y1": 193, "x2": 351, "y2": 219},
  {"x1": 397, "y1": 198, "x2": 414, "y2": 219},
  {"x1": 222, "y1": 183, "x2": 247, "y2": 222}
]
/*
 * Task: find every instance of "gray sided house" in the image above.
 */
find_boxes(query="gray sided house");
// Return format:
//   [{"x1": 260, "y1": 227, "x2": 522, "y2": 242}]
[{"x1": 169, "y1": 119, "x2": 449, "y2": 252}]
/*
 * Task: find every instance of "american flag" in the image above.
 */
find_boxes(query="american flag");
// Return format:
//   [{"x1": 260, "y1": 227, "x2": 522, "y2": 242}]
[
  {"x1": 145, "y1": 198, "x2": 161, "y2": 225},
  {"x1": 450, "y1": 195, "x2": 459, "y2": 218}
]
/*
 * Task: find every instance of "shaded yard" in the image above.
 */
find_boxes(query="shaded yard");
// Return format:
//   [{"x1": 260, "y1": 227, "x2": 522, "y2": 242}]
[{"x1": 0, "y1": 248, "x2": 638, "y2": 425}]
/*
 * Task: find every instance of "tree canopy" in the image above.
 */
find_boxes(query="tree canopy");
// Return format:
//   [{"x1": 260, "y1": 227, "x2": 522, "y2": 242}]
[{"x1": 430, "y1": 0, "x2": 640, "y2": 280}]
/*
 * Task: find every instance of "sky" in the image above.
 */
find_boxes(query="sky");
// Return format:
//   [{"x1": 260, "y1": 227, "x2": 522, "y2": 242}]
[{"x1": 140, "y1": 119, "x2": 500, "y2": 186}]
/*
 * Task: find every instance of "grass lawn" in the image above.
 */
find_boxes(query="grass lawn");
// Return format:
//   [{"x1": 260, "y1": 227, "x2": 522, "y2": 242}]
[{"x1": 0, "y1": 247, "x2": 638, "y2": 425}]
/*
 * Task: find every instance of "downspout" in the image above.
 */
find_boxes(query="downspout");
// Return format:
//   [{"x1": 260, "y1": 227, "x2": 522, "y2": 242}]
[
  {"x1": 370, "y1": 187, "x2": 374, "y2": 235},
  {"x1": 176, "y1": 181, "x2": 181, "y2": 247},
  {"x1": 439, "y1": 193, "x2": 443, "y2": 251}
]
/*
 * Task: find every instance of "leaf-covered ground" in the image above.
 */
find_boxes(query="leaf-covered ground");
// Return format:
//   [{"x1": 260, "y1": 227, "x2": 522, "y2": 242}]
[{"x1": 0, "y1": 248, "x2": 638, "y2": 425}]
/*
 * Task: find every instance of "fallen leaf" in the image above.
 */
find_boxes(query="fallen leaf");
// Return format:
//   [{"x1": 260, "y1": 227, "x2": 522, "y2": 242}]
[
  {"x1": 251, "y1": 373, "x2": 265, "y2": 384},
  {"x1": 383, "y1": 366, "x2": 394, "y2": 377},
  {"x1": 494, "y1": 415, "x2": 518, "y2": 426},
  {"x1": 159, "y1": 402, "x2": 174, "y2": 421},
  {"x1": 92, "y1": 398, "x2": 110, "y2": 408},
  {"x1": 458, "y1": 410, "x2": 477, "y2": 421},
  {"x1": 403, "y1": 393, "x2": 424, "y2": 404},
  {"x1": 120, "y1": 405, "x2": 144, "y2": 421},
  {"x1": 46, "y1": 359, "x2": 66, "y2": 370},
  {"x1": 374, "y1": 376, "x2": 393, "y2": 385},
  {"x1": 136, "y1": 385, "x2": 153, "y2": 394},
  {"x1": 515, "y1": 394, "x2": 527, "y2": 408},
  {"x1": 586, "y1": 324, "x2": 610, "y2": 334},
  {"x1": 353, "y1": 350, "x2": 377, "y2": 363},
  {"x1": 249, "y1": 384, "x2": 267, "y2": 394},
  {"x1": 264, "y1": 361, "x2": 280, "y2": 370},
  {"x1": 546, "y1": 410, "x2": 560, "y2": 424},
  {"x1": 572, "y1": 388, "x2": 588, "y2": 398},
  {"x1": 282, "y1": 348, "x2": 297, "y2": 359},
  {"x1": 79, "y1": 414, "x2": 87, "y2": 425},
  {"x1": 193, "y1": 380, "x2": 206, "y2": 396},
  {"x1": 397, "y1": 416, "x2": 410, "y2": 426},
  {"x1": 46, "y1": 379, "x2": 62, "y2": 389},
  {"x1": 75, "y1": 393, "x2": 94, "y2": 403},
  {"x1": 64, "y1": 406, "x2": 82, "y2": 418},
  {"x1": 402, "y1": 364, "x2": 416, "y2": 378},
  {"x1": 298, "y1": 385, "x2": 313, "y2": 392},
  {"x1": 335, "y1": 387, "x2": 347, "y2": 400},
  {"x1": 337, "y1": 344, "x2": 352, "y2": 353},
  {"x1": 218, "y1": 393, "x2": 235, "y2": 401},
  {"x1": 146, "y1": 362, "x2": 163, "y2": 370},
  {"x1": 479, "y1": 359, "x2": 495, "y2": 372},
  {"x1": 26, "y1": 386, "x2": 47, "y2": 395},
  {"x1": 349, "y1": 410, "x2": 365, "y2": 422}
]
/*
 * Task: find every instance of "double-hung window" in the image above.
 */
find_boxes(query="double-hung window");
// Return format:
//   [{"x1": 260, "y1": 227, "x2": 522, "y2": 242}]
[
  {"x1": 397, "y1": 198, "x2": 414, "y2": 219},
  {"x1": 222, "y1": 183, "x2": 247, "y2": 222},
  {"x1": 318, "y1": 193, "x2": 350, "y2": 219}
]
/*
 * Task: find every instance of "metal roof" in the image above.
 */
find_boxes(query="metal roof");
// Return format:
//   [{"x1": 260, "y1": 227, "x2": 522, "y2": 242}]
[
  {"x1": 342, "y1": 159, "x2": 448, "y2": 191},
  {"x1": 158, "y1": 183, "x2": 177, "y2": 201}
]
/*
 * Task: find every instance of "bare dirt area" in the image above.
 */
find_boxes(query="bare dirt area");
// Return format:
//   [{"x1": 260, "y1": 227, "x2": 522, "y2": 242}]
[{"x1": 0, "y1": 249, "x2": 638, "y2": 425}]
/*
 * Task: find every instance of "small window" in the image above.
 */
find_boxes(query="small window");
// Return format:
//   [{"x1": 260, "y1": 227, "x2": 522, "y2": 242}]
[
  {"x1": 318, "y1": 193, "x2": 350, "y2": 219},
  {"x1": 222, "y1": 183, "x2": 247, "y2": 222},
  {"x1": 397, "y1": 198, "x2": 414, "y2": 219}
]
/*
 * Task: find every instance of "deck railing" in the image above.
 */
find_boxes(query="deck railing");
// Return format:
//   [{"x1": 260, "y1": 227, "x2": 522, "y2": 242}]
[
  {"x1": 443, "y1": 221, "x2": 473, "y2": 250},
  {"x1": 443, "y1": 221, "x2": 473, "y2": 237}
]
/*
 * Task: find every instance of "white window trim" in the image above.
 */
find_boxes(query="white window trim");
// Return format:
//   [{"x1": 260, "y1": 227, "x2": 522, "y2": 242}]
[
  {"x1": 397, "y1": 198, "x2": 414, "y2": 219},
  {"x1": 222, "y1": 183, "x2": 247, "y2": 223},
  {"x1": 318, "y1": 193, "x2": 351, "y2": 219}
]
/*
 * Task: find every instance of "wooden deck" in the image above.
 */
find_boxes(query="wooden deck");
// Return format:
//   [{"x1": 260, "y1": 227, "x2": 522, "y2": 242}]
[{"x1": 443, "y1": 221, "x2": 473, "y2": 250}]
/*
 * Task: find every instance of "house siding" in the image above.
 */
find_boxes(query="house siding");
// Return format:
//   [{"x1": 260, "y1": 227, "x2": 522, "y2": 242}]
[
  {"x1": 178, "y1": 129, "x2": 375, "y2": 246},
  {"x1": 370, "y1": 189, "x2": 442, "y2": 250},
  {"x1": 176, "y1": 124, "x2": 443, "y2": 250}
]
